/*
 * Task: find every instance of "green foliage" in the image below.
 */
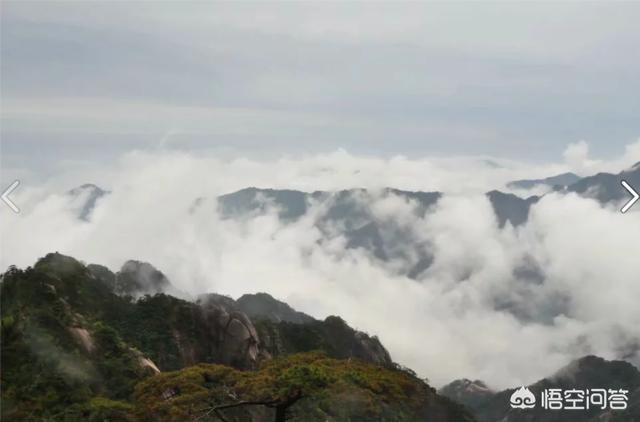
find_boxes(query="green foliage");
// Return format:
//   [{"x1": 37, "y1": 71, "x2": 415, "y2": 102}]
[
  {"x1": 1, "y1": 254, "x2": 475, "y2": 422},
  {"x1": 84, "y1": 397, "x2": 135, "y2": 421},
  {"x1": 0, "y1": 256, "x2": 152, "y2": 419},
  {"x1": 132, "y1": 352, "x2": 445, "y2": 421}
]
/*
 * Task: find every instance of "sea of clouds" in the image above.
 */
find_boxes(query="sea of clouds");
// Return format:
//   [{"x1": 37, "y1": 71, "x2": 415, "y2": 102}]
[{"x1": 2, "y1": 140, "x2": 640, "y2": 389}]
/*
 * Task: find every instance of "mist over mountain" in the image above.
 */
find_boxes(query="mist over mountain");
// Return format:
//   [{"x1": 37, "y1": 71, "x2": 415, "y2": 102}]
[
  {"x1": 2, "y1": 147, "x2": 640, "y2": 391},
  {"x1": 567, "y1": 162, "x2": 640, "y2": 204},
  {"x1": 3, "y1": 252, "x2": 638, "y2": 421},
  {"x1": 507, "y1": 173, "x2": 581, "y2": 190},
  {"x1": 3, "y1": 2, "x2": 640, "y2": 419},
  {"x1": 67, "y1": 184, "x2": 109, "y2": 221},
  {"x1": 73, "y1": 162, "x2": 640, "y2": 235}
]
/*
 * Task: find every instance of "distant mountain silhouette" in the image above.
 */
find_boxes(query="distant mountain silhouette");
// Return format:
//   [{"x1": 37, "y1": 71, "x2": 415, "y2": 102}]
[
  {"x1": 567, "y1": 163, "x2": 640, "y2": 204},
  {"x1": 66, "y1": 163, "x2": 639, "y2": 285},
  {"x1": 67, "y1": 183, "x2": 109, "y2": 221},
  {"x1": 507, "y1": 173, "x2": 581, "y2": 190}
]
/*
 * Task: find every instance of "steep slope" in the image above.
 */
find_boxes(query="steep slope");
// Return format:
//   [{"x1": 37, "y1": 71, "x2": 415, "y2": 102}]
[
  {"x1": 198, "y1": 293, "x2": 393, "y2": 367},
  {"x1": 2, "y1": 253, "x2": 466, "y2": 421},
  {"x1": 254, "y1": 315, "x2": 393, "y2": 367}
]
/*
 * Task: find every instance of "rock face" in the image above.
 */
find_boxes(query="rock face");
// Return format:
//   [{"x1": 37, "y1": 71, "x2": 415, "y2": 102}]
[
  {"x1": 197, "y1": 293, "x2": 393, "y2": 368},
  {"x1": 88, "y1": 259, "x2": 186, "y2": 299},
  {"x1": 199, "y1": 294, "x2": 266, "y2": 369},
  {"x1": 255, "y1": 314, "x2": 394, "y2": 367},
  {"x1": 68, "y1": 326, "x2": 95, "y2": 353}
]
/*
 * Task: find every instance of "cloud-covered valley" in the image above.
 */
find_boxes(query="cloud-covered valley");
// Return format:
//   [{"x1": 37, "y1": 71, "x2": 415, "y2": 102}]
[{"x1": 1, "y1": 141, "x2": 640, "y2": 389}]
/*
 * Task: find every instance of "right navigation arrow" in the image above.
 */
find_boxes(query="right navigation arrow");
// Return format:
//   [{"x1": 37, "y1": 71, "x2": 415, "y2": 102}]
[{"x1": 621, "y1": 180, "x2": 639, "y2": 213}]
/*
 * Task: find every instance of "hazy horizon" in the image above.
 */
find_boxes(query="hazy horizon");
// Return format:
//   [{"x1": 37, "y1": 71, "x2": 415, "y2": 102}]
[{"x1": 2, "y1": 1, "x2": 640, "y2": 184}]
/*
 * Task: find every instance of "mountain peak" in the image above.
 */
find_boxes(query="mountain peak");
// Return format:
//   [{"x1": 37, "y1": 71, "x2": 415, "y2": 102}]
[
  {"x1": 34, "y1": 252, "x2": 87, "y2": 277},
  {"x1": 236, "y1": 292, "x2": 315, "y2": 324},
  {"x1": 68, "y1": 183, "x2": 107, "y2": 195},
  {"x1": 115, "y1": 260, "x2": 177, "y2": 298},
  {"x1": 67, "y1": 184, "x2": 109, "y2": 221},
  {"x1": 439, "y1": 378, "x2": 495, "y2": 409}
]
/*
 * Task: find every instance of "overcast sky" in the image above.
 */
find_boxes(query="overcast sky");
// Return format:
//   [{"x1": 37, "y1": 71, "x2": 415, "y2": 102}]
[{"x1": 2, "y1": 1, "x2": 640, "y2": 182}]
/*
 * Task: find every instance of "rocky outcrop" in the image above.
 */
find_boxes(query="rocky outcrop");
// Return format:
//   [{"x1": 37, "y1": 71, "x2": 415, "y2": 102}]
[
  {"x1": 199, "y1": 294, "x2": 267, "y2": 369},
  {"x1": 353, "y1": 330, "x2": 393, "y2": 366},
  {"x1": 68, "y1": 327, "x2": 95, "y2": 353},
  {"x1": 115, "y1": 260, "x2": 174, "y2": 297},
  {"x1": 322, "y1": 315, "x2": 393, "y2": 365},
  {"x1": 255, "y1": 314, "x2": 393, "y2": 367},
  {"x1": 197, "y1": 293, "x2": 392, "y2": 367},
  {"x1": 135, "y1": 353, "x2": 161, "y2": 374},
  {"x1": 88, "y1": 260, "x2": 186, "y2": 299},
  {"x1": 37, "y1": 254, "x2": 394, "y2": 372}
]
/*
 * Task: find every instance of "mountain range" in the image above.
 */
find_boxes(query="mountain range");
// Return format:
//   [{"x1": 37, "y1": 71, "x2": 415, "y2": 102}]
[
  {"x1": 66, "y1": 163, "x2": 640, "y2": 285},
  {"x1": 3, "y1": 253, "x2": 639, "y2": 421},
  {"x1": 0, "y1": 253, "x2": 472, "y2": 421}
]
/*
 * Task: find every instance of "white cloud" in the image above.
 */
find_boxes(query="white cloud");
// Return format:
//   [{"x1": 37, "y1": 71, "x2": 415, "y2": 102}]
[{"x1": 1, "y1": 142, "x2": 640, "y2": 389}]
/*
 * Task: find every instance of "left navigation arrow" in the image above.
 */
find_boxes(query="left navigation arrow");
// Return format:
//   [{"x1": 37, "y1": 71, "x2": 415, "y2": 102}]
[{"x1": 1, "y1": 180, "x2": 20, "y2": 213}]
